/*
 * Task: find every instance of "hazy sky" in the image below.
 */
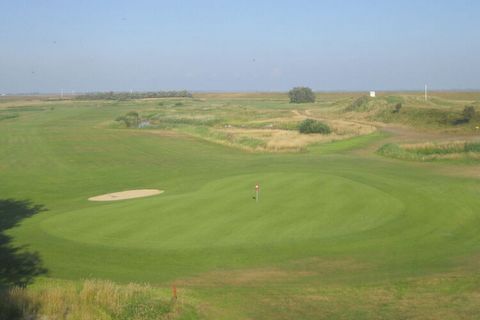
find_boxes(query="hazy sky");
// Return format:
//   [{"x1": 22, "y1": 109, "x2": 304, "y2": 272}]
[{"x1": 1, "y1": 0, "x2": 479, "y2": 93}]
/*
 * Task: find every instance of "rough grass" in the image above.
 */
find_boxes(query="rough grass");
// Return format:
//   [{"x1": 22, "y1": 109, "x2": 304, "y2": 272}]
[
  {"x1": 0, "y1": 279, "x2": 195, "y2": 320},
  {"x1": 108, "y1": 96, "x2": 377, "y2": 152},
  {"x1": 377, "y1": 141, "x2": 480, "y2": 161}
]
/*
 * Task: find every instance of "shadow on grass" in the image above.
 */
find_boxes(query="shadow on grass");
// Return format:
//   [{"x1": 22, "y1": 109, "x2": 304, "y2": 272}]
[{"x1": 0, "y1": 199, "x2": 48, "y2": 319}]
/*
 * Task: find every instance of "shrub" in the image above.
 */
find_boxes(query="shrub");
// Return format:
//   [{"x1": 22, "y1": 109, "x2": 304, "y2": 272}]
[
  {"x1": 393, "y1": 103, "x2": 402, "y2": 113},
  {"x1": 115, "y1": 111, "x2": 140, "y2": 128},
  {"x1": 288, "y1": 87, "x2": 315, "y2": 103},
  {"x1": 463, "y1": 105, "x2": 476, "y2": 122},
  {"x1": 298, "y1": 119, "x2": 331, "y2": 134}
]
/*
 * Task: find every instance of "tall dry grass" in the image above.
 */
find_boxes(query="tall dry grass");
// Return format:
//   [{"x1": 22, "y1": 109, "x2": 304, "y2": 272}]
[
  {"x1": 377, "y1": 140, "x2": 480, "y2": 161},
  {"x1": 212, "y1": 119, "x2": 376, "y2": 153},
  {"x1": 0, "y1": 279, "x2": 190, "y2": 320}
]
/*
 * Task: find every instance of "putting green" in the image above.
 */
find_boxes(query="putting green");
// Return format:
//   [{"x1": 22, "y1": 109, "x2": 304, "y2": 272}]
[{"x1": 41, "y1": 173, "x2": 403, "y2": 250}]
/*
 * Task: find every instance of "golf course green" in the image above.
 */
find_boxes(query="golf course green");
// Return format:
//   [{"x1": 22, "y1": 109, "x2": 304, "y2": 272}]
[{"x1": 1, "y1": 94, "x2": 480, "y2": 319}]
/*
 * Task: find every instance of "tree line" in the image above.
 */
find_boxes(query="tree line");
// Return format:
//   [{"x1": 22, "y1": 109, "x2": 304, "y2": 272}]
[{"x1": 75, "y1": 90, "x2": 192, "y2": 100}]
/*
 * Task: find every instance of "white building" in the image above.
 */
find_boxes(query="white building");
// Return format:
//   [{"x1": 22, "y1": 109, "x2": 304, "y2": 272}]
[{"x1": 369, "y1": 91, "x2": 376, "y2": 98}]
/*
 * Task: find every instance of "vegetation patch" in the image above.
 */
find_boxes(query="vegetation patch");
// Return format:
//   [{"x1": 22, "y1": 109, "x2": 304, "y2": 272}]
[
  {"x1": 345, "y1": 96, "x2": 371, "y2": 112},
  {"x1": 0, "y1": 113, "x2": 19, "y2": 121},
  {"x1": 288, "y1": 87, "x2": 315, "y2": 103},
  {"x1": 115, "y1": 111, "x2": 142, "y2": 128},
  {"x1": 377, "y1": 141, "x2": 480, "y2": 161},
  {"x1": 298, "y1": 119, "x2": 331, "y2": 134},
  {"x1": 153, "y1": 116, "x2": 221, "y2": 127},
  {"x1": 0, "y1": 279, "x2": 194, "y2": 320},
  {"x1": 76, "y1": 90, "x2": 192, "y2": 100}
]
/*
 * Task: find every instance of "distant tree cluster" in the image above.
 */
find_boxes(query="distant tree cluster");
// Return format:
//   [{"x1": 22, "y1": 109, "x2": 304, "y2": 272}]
[
  {"x1": 298, "y1": 118, "x2": 331, "y2": 134},
  {"x1": 288, "y1": 87, "x2": 315, "y2": 103},
  {"x1": 76, "y1": 90, "x2": 192, "y2": 100}
]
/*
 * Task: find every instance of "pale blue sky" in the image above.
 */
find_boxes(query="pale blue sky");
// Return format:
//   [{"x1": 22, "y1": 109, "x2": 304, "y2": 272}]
[{"x1": 1, "y1": 0, "x2": 479, "y2": 93}]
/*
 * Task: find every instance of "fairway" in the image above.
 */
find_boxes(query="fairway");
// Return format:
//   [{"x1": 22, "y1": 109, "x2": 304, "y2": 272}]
[{"x1": 1, "y1": 93, "x2": 480, "y2": 319}]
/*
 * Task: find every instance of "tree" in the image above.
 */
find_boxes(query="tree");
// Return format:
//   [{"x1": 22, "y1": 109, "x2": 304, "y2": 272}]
[
  {"x1": 288, "y1": 87, "x2": 315, "y2": 103},
  {"x1": 298, "y1": 119, "x2": 331, "y2": 134},
  {"x1": 463, "y1": 105, "x2": 476, "y2": 122}
]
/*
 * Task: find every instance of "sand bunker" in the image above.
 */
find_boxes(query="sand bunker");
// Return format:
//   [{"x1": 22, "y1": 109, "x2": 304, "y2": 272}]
[{"x1": 88, "y1": 189, "x2": 164, "y2": 201}]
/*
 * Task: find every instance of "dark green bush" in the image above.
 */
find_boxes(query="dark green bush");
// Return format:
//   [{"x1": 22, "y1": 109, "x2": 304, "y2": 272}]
[
  {"x1": 288, "y1": 87, "x2": 315, "y2": 103},
  {"x1": 393, "y1": 103, "x2": 402, "y2": 113},
  {"x1": 298, "y1": 119, "x2": 331, "y2": 134},
  {"x1": 463, "y1": 105, "x2": 476, "y2": 122},
  {"x1": 115, "y1": 111, "x2": 140, "y2": 128}
]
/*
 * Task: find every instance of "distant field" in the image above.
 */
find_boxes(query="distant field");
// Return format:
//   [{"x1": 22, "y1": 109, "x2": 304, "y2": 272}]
[{"x1": 1, "y1": 92, "x2": 480, "y2": 319}]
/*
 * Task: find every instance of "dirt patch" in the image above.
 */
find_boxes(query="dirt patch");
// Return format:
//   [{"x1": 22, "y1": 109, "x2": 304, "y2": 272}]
[
  {"x1": 176, "y1": 268, "x2": 314, "y2": 288},
  {"x1": 88, "y1": 189, "x2": 164, "y2": 201},
  {"x1": 176, "y1": 258, "x2": 366, "y2": 288}
]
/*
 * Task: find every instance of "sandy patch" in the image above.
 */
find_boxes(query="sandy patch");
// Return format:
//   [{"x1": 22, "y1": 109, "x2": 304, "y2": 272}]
[{"x1": 88, "y1": 189, "x2": 163, "y2": 201}]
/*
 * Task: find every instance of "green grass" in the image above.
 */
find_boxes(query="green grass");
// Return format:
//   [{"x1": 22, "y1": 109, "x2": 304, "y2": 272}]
[{"x1": 1, "y1": 93, "x2": 480, "y2": 319}]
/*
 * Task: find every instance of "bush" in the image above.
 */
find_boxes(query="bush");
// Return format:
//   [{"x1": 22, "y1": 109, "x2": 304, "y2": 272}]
[
  {"x1": 463, "y1": 105, "x2": 476, "y2": 122},
  {"x1": 115, "y1": 111, "x2": 140, "y2": 128},
  {"x1": 288, "y1": 87, "x2": 315, "y2": 103},
  {"x1": 298, "y1": 119, "x2": 331, "y2": 134},
  {"x1": 393, "y1": 103, "x2": 402, "y2": 113}
]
